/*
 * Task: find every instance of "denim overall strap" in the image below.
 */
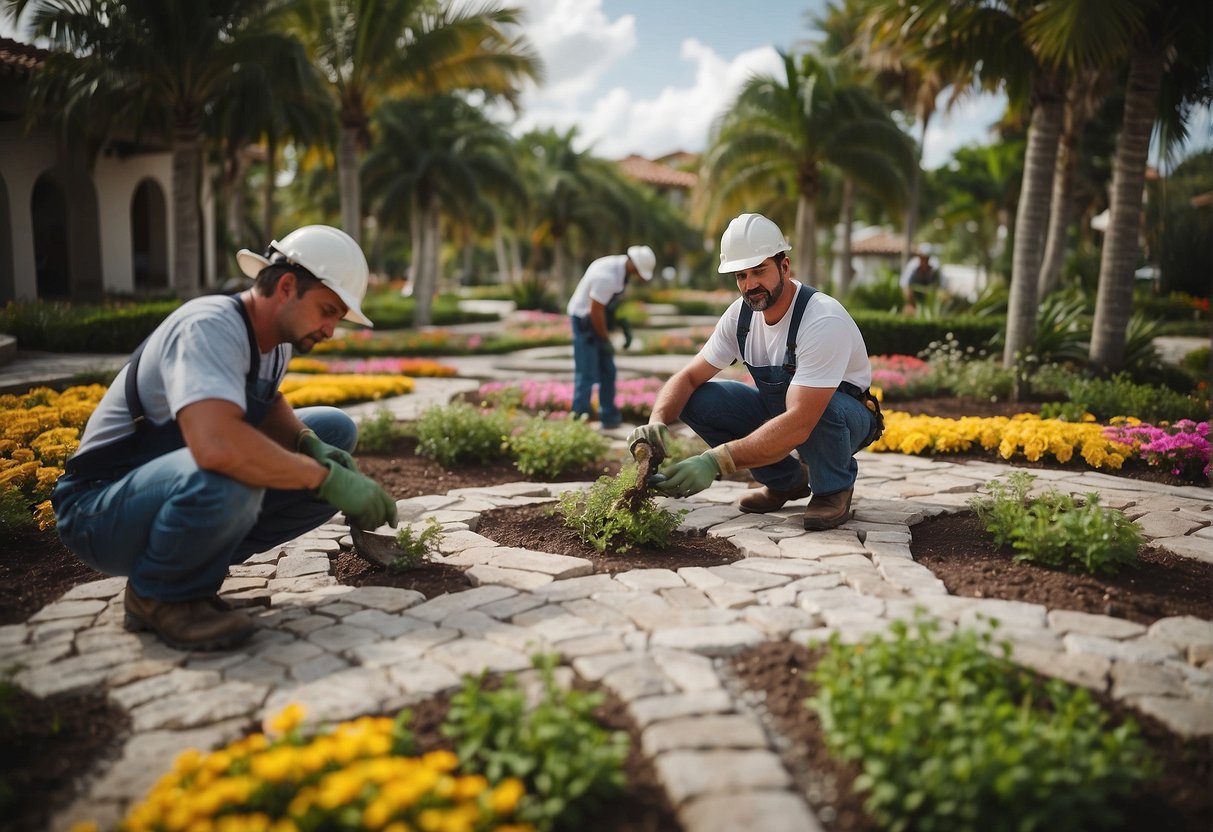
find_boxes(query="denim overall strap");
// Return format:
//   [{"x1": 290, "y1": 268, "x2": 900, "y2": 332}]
[
  {"x1": 735, "y1": 284, "x2": 817, "y2": 364},
  {"x1": 60, "y1": 296, "x2": 272, "y2": 483}
]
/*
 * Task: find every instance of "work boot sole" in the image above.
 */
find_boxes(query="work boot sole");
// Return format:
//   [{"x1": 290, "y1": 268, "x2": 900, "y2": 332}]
[
  {"x1": 124, "y1": 611, "x2": 254, "y2": 652},
  {"x1": 802, "y1": 509, "x2": 853, "y2": 530}
]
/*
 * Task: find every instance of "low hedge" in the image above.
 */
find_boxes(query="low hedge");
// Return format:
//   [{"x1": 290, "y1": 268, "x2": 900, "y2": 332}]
[
  {"x1": 851, "y1": 311, "x2": 1004, "y2": 356},
  {"x1": 0, "y1": 300, "x2": 179, "y2": 353}
]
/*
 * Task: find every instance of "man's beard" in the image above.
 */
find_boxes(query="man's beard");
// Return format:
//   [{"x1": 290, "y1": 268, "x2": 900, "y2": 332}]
[
  {"x1": 293, "y1": 331, "x2": 325, "y2": 353},
  {"x1": 743, "y1": 276, "x2": 785, "y2": 311}
]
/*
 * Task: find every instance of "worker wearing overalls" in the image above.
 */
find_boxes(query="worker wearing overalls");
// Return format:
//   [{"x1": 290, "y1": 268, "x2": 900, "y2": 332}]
[
  {"x1": 51, "y1": 226, "x2": 398, "y2": 651},
  {"x1": 628, "y1": 213, "x2": 882, "y2": 530}
]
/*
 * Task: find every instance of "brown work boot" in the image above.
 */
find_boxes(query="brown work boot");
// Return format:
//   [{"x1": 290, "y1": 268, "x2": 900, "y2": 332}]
[
  {"x1": 802, "y1": 488, "x2": 854, "y2": 530},
  {"x1": 124, "y1": 585, "x2": 255, "y2": 651},
  {"x1": 738, "y1": 466, "x2": 811, "y2": 513}
]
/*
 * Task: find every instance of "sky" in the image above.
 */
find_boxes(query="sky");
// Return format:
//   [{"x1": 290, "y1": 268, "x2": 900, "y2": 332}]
[{"x1": 503, "y1": 0, "x2": 1008, "y2": 169}]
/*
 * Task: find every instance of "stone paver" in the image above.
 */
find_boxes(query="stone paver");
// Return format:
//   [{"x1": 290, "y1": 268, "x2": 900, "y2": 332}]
[{"x1": 2, "y1": 381, "x2": 1209, "y2": 832}]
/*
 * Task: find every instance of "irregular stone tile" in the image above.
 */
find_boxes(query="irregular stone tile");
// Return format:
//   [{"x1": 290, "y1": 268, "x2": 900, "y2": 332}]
[
  {"x1": 512, "y1": 605, "x2": 600, "y2": 641},
  {"x1": 556, "y1": 633, "x2": 628, "y2": 658},
  {"x1": 16, "y1": 647, "x2": 140, "y2": 698},
  {"x1": 1064, "y1": 633, "x2": 1181, "y2": 664},
  {"x1": 306, "y1": 623, "x2": 379, "y2": 653},
  {"x1": 680, "y1": 791, "x2": 821, "y2": 832},
  {"x1": 342, "y1": 609, "x2": 430, "y2": 639},
  {"x1": 643, "y1": 713, "x2": 768, "y2": 755},
  {"x1": 627, "y1": 690, "x2": 736, "y2": 728},
  {"x1": 744, "y1": 606, "x2": 818, "y2": 637},
  {"x1": 348, "y1": 628, "x2": 459, "y2": 666},
  {"x1": 263, "y1": 667, "x2": 402, "y2": 726},
  {"x1": 426, "y1": 637, "x2": 531, "y2": 675},
  {"x1": 437, "y1": 529, "x2": 499, "y2": 554},
  {"x1": 292, "y1": 653, "x2": 352, "y2": 683},
  {"x1": 1147, "y1": 616, "x2": 1213, "y2": 653},
  {"x1": 661, "y1": 587, "x2": 714, "y2": 610},
  {"x1": 443, "y1": 611, "x2": 545, "y2": 655},
  {"x1": 386, "y1": 659, "x2": 463, "y2": 696},
  {"x1": 656, "y1": 749, "x2": 791, "y2": 805},
  {"x1": 257, "y1": 638, "x2": 326, "y2": 668},
  {"x1": 1134, "y1": 512, "x2": 1205, "y2": 539},
  {"x1": 561, "y1": 598, "x2": 636, "y2": 630},
  {"x1": 27, "y1": 598, "x2": 106, "y2": 623},
  {"x1": 533, "y1": 573, "x2": 626, "y2": 601},
  {"x1": 778, "y1": 534, "x2": 865, "y2": 559},
  {"x1": 274, "y1": 554, "x2": 331, "y2": 579},
  {"x1": 650, "y1": 648, "x2": 722, "y2": 693},
  {"x1": 60, "y1": 577, "x2": 126, "y2": 601},
  {"x1": 224, "y1": 656, "x2": 291, "y2": 686},
  {"x1": 705, "y1": 565, "x2": 790, "y2": 591},
  {"x1": 1011, "y1": 645, "x2": 1109, "y2": 691},
  {"x1": 1151, "y1": 536, "x2": 1213, "y2": 564},
  {"x1": 1047, "y1": 610, "x2": 1147, "y2": 640},
  {"x1": 603, "y1": 661, "x2": 677, "y2": 700},
  {"x1": 616, "y1": 569, "x2": 686, "y2": 592},
  {"x1": 133, "y1": 680, "x2": 269, "y2": 731},
  {"x1": 1112, "y1": 661, "x2": 1188, "y2": 700},
  {"x1": 960, "y1": 598, "x2": 1048, "y2": 631},
  {"x1": 342, "y1": 586, "x2": 427, "y2": 613},
  {"x1": 110, "y1": 667, "x2": 222, "y2": 709},
  {"x1": 1130, "y1": 694, "x2": 1213, "y2": 738},
  {"x1": 466, "y1": 564, "x2": 555, "y2": 591},
  {"x1": 649, "y1": 623, "x2": 765, "y2": 656},
  {"x1": 478, "y1": 594, "x2": 547, "y2": 620},
  {"x1": 408, "y1": 585, "x2": 518, "y2": 622},
  {"x1": 704, "y1": 585, "x2": 757, "y2": 609}
]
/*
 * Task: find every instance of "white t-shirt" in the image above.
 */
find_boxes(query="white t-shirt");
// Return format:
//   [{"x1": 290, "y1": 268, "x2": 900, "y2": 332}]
[
  {"x1": 699, "y1": 282, "x2": 872, "y2": 390},
  {"x1": 74, "y1": 295, "x2": 291, "y2": 456},
  {"x1": 900, "y1": 256, "x2": 940, "y2": 288},
  {"x1": 566, "y1": 254, "x2": 629, "y2": 318}
]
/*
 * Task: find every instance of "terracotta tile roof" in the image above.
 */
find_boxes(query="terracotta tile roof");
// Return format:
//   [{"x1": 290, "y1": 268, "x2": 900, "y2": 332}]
[
  {"x1": 616, "y1": 154, "x2": 698, "y2": 189},
  {"x1": 849, "y1": 228, "x2": 905, "y2": 256},
  {"x1": 0, "y1": 37, "x2": 48, "y2": 80}
]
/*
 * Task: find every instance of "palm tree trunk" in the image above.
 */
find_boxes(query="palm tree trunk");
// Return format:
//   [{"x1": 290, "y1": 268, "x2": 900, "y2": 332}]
[
  {"x1": 901, "y1": 118, "x2": 929, "y2": 264},
  {"x1": 171, "y1": 129, "x2": 203, "y2": 297},
  {"x1": 1090, "y1": 45, "x2": 1164, "y2": 373},
  {"x1": 553, "y1": 235, "x2": 569, "y2": 302},
  {"x1": 493, "y1": 223, "x2": 510, "y2": 286},
  {"x1": 794, "y1": 193, "x2": 817, "y2": 285},
  {"x1": 338, "y1": 124, "x2": 362, "y2": 244},
  {"x1": 1003, "y1": 91, "x2": 1064, "y2": 370},
  {"x1": 838, "y1": 176, "x2": 855, "y2": 298},
  {"x1": 1037, "y1": 80, "x2": 1094, "y2": 298},
  {"x1": 262, "y1": 137, "x2": 278, "y2": 242},
  {"x1": 411, "y1": 197, "x2": 441, "y2": 327}
]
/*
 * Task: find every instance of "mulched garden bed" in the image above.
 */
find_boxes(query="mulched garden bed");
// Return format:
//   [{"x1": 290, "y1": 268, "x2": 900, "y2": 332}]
[{"x1": 727, "y1": 640, "x2": 1212, "y2": 832}]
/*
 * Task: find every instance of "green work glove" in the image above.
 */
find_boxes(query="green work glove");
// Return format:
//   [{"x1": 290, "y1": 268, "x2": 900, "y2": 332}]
[
  {"x1": 298, "y1": 429, "x2": 357, "y2": 472},
  {"x1": 651, "y1": 452, "x2": 720, "y2": 498},
  {"x1": 627, "y1": 422, "x2": 671, "y2": 460},
  {"x1": 316, "y1": 461, "x2": 398, "y2": 530},
  {"x1": 620, "y1": 319, "x2": 634, "y2": 350}
]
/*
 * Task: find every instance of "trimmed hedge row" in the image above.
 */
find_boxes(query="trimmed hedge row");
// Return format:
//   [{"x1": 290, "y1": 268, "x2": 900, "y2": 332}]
[{"x1": 852, "y1": 311, "x2": 1004, "y2": 356}]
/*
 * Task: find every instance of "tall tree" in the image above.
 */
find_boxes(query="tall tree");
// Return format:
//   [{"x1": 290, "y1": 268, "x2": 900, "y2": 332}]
[
  {"x1": 10, "y1": 0, "x2": 311, "y2": 295},
  {"x1": 702, "y1": 50, "x2": 916, "y2": 285},
  {"x1": 295, "y1": 0, "x2": 540, "y2": 244},
  {"x1": 363, "y1": 94, "x2": 522, "y2": 326}
]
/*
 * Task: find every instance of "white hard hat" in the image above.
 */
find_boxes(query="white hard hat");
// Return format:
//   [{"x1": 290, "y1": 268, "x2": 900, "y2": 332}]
[
  {"x1": 918, "y1": 243, "x2": 934, "y2": 256},
  {"x1": 237, "y1": 225, "x2": 373, "y2": 327},
  {"x1": 718, "y1": 213, "x2": 791, "y2": 273},
  {"x1": 627, "y1": 245, "x2": 656, "y2": 280}
]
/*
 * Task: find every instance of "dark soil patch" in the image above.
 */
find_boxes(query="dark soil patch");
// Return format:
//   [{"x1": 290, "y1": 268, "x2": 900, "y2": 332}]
[
  {"x1": 911, "y1": 512, "x2": 1213, "y2": 625},
  {"x1": 728, "y1": 640, "x2": 1211, "y2": 832},
  {"x1": 0, "y1": 527, "x2": 104, "y2": 627},
  {"x1": 0, "y1": 686, "x2": 130, "y2": 832}
]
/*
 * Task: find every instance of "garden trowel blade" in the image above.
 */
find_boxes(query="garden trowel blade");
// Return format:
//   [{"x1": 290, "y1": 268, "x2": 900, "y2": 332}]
[{"x1": 349, "y1": 523, "x2": 404, "y2": 568}]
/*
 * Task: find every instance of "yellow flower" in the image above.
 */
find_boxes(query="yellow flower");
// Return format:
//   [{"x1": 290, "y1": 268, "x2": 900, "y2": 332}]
[
  {"x1": 488, "y1": 778, "x2": 526, "y2": 814},
  {"x1": 266, "y1": 703, "x2": 307, "y2": 736}
]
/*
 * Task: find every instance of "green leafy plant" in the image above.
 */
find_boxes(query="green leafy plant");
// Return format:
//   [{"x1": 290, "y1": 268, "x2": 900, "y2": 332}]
[
  {"x1": 918, "y1": 336, "x2": 1015, "y2": 400},
  {"x1": 968, "y1": 472, "x2": 1142, "y2": 575},
  {"x1": 808, "y1": 616, "x2": 1155, "y2": 832},
  {"x1": 556, "y1": 465, "x2": 688, "y2": 553},
  {"x1": 0, "y1": 488, "x2": 35, "y2": 542},
  {"x1": 390, "y1": 518, "x2": 444, "y2": 572},
  {"x1": 442, "y1": 654, "x2": 629, "y2": 831},
  {"x1": 1037, "y1": 400, "x2": 1090, "y2": 422},
  {"x1": 415, "y1": 402, "x2": 514, "y2": 466},
  {"x1": 355, "y1": 407, "x2": 408, "y2": 453},
  {"x1": 509, "y1": 417, "x2": 609, "y2": 479},
  {"x1": 1064, "y1": 372, "x2": 1207, "y2": 423}
]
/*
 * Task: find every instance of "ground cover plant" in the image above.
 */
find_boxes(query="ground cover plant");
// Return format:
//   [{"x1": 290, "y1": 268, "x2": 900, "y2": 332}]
[
  {"x1": 555, "y1": 464, "x2": 688, "y2": 553},
  {"x1": 388, "y1": 517, "x2": 445, "y2": 572},
  {"x1": 807, "y1": 617, "x2": 1155, "y2": 832},
  {"x1": 969, "y1": 472, "x2": 1144, "y2": 575}
]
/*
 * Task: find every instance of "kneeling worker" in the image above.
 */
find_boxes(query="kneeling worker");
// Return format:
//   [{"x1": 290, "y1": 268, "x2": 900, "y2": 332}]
[
  {"x1": 627, "y1": 213, "x2": 881, "y2": 530},
  {"x1": 52, "y1": 225, "x2": 398, "y2": 650}
]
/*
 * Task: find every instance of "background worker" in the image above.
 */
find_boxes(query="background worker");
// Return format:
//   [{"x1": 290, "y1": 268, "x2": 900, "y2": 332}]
[
  {"x1": 51, "y1": 225, "x2": 398, "y2": 651},
  {"x1": 567, "y1": 244, "x2": 657, "y2": 428},
  {"x1": 900, "y1": 243, "x2": 941, "y2": 314},
  {"x1": 628, "y1": 213, "x2": 880, "y2": 531}
]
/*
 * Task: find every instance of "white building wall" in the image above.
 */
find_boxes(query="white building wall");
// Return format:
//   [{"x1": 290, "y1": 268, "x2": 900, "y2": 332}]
[
  {"x1": 0, "y1": 120, "x2": 57, "y2": 300},
  {"x1": 93, "y1": 152, "x2": 173, "y2": 294}
]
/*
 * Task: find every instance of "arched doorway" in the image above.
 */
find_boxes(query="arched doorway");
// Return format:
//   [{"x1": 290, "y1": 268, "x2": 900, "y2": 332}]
[
  {"x1": 31, "y1": 175, "x2": 70, "y2": 298},
  {"x1": 131, "y1": 178, "x2": 168, "y2": 291}
]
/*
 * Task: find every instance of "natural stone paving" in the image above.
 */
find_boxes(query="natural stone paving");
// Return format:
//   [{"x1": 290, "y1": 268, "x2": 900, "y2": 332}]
[{"x1": 5, "y1": 450, "x2": 1211, "y2": 832}]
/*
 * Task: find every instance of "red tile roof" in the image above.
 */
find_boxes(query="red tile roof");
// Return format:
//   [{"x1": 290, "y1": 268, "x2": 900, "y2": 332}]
[
  {"x1": 0, "y1": 37, "x2": 48, "y2": 80},
  {"x1": 849, "y1": 228, "x2": 905, "y2": 256},
  {"x1": 616, "y1": 154, "x2": 698, "y2": 189}
]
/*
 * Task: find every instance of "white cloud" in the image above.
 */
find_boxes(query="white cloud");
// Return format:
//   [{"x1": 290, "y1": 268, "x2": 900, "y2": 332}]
[
  {"x1": 922, "y1": 91, "x2": 1008, "y2": 170},
  {"x1": 511, "y1": 0, "x2": 636, "y2": 105}
]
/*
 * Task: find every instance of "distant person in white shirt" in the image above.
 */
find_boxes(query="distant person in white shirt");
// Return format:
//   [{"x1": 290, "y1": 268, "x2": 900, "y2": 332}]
[{"x1": 900, "y1": 244, "x2": 940, "y2": 314}]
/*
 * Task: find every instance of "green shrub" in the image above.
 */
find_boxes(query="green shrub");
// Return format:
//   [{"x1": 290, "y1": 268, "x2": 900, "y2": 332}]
[
  {"x1": 918, "y1": 337, "x2": 1016, "y2": 400},
  {"x1": 355, "y1": 407, "x2": 407, "y2": 453},
  {"x1": 968, "y1": 472, "x2": 1142, "y2": 575},
  {"x1": 851, "y1": 312, "x2": 1003, "y2": 357},
  {"x1": 1181, "y1": 345, "x2": 1210, "y2": 375},
  {"x1": 442, "y1": 654, "x2": 628, "y2": 831},
  {"x1": 1065, "y1": 372, "x2": 1207, "y2": 422},
  {"x1": 509, "y1": 417, "x2": 609, "y2": 479},
  {"x1": 0, "y1": 488, "x2": 34, "y2": 542},
  {"x1": 511, "y1": 275, "x2": 560, "y2": 313},
  {"x1": 0, "y1": 300, "x2": 179, "y2": 353},
  {"x1": 808, "y1": 616, "x2": 1155, "y2": 832},
  {"x1": 414, "y1": 402, "x2": 513, "y2": 466},
  {"x1": 389, "y1": 518, "x2": 443, "y2": 572},
  {"x1": 358, "y1": 292, "x2": 500, "y2": 329},
  {"x1": 557, "y1": 465, "x2": 687, "y2": 553},
  {"x1": 1038, "y1": 400, "x2": 1090, "y2": 422}
]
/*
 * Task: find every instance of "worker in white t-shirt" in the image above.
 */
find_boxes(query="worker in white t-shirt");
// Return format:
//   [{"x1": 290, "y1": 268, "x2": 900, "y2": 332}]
[{"x1": 900, "y1": 244, "x2": 941, "y2": 314}]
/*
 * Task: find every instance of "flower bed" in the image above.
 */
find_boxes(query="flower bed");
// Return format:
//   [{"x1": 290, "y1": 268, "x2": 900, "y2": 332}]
[{"x1": 288, "y1": 356, "x2": 458, "y2": 377}]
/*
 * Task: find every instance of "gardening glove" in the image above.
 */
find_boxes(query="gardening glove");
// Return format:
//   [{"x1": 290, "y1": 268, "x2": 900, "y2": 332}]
[
  {"x1": 650, "y1": 452, "x2": 721, "y2": 499},
  {"x1": 316, "y1": 461, "x2": 398, "y2": 530},
  {"x1": 628, "y1": 422, "x2": 671, "y2": 461},
  {"x1": 620, "y1": 319, "x2": 633, "y2": 350},
  {"x1": 298, "y1": 428, "x2": 357, "y2": 472}
]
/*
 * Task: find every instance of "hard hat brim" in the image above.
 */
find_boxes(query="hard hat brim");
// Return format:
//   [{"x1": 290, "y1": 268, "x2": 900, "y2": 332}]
[
  {"x1": 719, "y1": 253, "x2": 774, "y2": 273},
  {"x1": 236, "y1": 248, "x2": 374, "y2": 328}
]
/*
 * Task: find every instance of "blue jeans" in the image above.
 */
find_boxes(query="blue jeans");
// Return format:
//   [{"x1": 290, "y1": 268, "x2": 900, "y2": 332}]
[
  {"x1": 52, "y1": 407, "x2": 356, "y2": 602},
  {"x1": 569, "y1": 316, "x2": 620, "y2": 426},
  {"x1": 680, "y1": 381, "x2": 872, "y2": 496}
]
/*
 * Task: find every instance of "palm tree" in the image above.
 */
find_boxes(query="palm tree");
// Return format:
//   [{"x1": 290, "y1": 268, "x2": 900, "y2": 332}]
[
  {"x1": 1029, "y1": 0, "x2": 1211, "y2": 372},
  {"x1": 10, "y1": 0, "x2": 313, "y2": 296},
  {"x1": 294, "y1": 0, "x2": 541, "y2": 244},
  {"x1": 701, "y1": 50, "x2": 916, "y2": 286},
  {"x1": 516, "y1": 128, "x2": 637, "y2": 301},
  {"x1": 363, "y1": 94, "x2": 523, "y2": 327}
]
